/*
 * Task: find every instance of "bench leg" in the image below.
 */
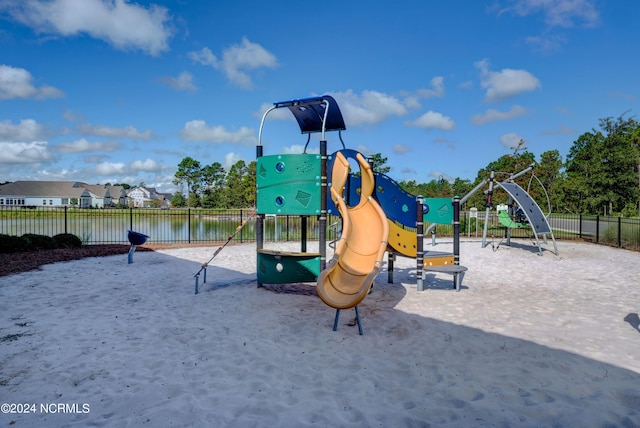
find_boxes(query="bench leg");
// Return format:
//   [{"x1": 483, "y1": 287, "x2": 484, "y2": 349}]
[{"x1": 454, "y1": 272, "x2": 465, "y2": 291}]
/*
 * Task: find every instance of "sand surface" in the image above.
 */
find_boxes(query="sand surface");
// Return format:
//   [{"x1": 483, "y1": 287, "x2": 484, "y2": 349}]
[{"x1": 1, "y1": 239, "x2": 639, "y2": 427}]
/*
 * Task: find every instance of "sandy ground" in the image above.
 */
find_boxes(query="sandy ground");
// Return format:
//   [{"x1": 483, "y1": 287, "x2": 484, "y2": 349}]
[{"x1": 1, "y1": 238, "x2": 639, "y2": 427}]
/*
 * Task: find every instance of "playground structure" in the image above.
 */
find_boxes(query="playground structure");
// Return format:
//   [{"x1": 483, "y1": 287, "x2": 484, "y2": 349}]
[
  {"x1": 330, "y1": 150, "x2": 466, "y2": 292},
  {"x1": 460, "y1": 164, "x2": 558, "y2": 256},
  {"x1": 255, "y1": 95, "x2": 469, "y2": 333},
  {"x1": 255, "y1": 96, "x2": 341, "y2": 288}
]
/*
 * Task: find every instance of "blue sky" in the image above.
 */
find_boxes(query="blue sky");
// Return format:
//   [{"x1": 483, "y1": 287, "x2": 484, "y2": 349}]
[{"x1": 0, "y1": 0, "x2": 638, "y2": 194}]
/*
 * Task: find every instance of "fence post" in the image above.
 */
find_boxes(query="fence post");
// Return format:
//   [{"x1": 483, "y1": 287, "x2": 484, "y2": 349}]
[
  {"x1": 129, "y1": 207, "x2": 133, "y2": 231},
  {"x1": 579, "y1": 213, "x2": 582, "y2": 239},
  {"x1": 64, "y1": 206, "x2": 68, "y2": 234},
  {"x1": 240, "y1": 209, "x2": 244, "y2": 243},
  {"x1": 618, "y1": 216, "x2": 622, "y2": 248},
  {"x1": 188, "y1": 208, "x2": 191, "y2": 243},
  {"x1": 595, "y1": 215, "x2": 600, "y2": 243}
]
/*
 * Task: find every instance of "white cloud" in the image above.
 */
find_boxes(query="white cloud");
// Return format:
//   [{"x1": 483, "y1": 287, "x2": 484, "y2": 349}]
[
  {"x1": 223, "y1": 152, "x2": 243, "y2": 171},
  {"x1": 499, "y1": 132, "x2": 526, "y2": 150},
  {"x1": 354, "y1": 145, "x2": 373, "y2": 156},
  {"x1": 428, "y1": 171, "x2": 454, "y2": 182},
  {"x1": 405, "y1": 111, "x2": 455, "y2": 131},
  {"x1": 475, "y1": 59, "x2": 541, "y2": 103},
  {"x1": 0, "y1": 118, "x2": 46, "y2": 140},
  {"x1": 332, "y1": 90, "x2": 409, "y2": 126},
  {"x1": 188, "y1": 38, "x2": 277, "y2": 89},
  {"x1": 188, "y1": 47, "x2": 217, "y2": 67},
  {"x1": 0, "y1": 0, "x2": 173, "y2": 56},
  {"x1": 255, "y1": 102, "x2": 292, "y2": 120},
  {"x1": 56, "y1": 138, "x2": 120, "y2": 153},
  {"x1": 78, "y1": 124, "x2": 153, "y2": 140},
  {"x1": 472, "y1": 105, "x2": 528, "y2": 125},
  {"x1": 494, "y1": 1, "x2": 599, "y2": 52},
  {"x1": 160, "y1": 71, "x2": 197, "y2": 92},
  {"x1": 417, "y1": 76, "x2": 445, "y2": 99},
  {"x1": 393, "y1": 144, "x2": 411, "y2": 154},
  {"x1": 0, "y1": 141, "x2": 52, "y2": 163},
  {"x1": 34, "y1": 168, "x2": 76, "y2": 181},
  {"x1": 281, "y1": 144, "x2": 306, "y2": 154},
  {"x1": 400, "y1": 77, "x2": 445, "y2": 109},
  {"x1": 402, "y1": 96, "x2": 421, "y2": 109},
  {"x1": 525, "y1": 33, "x2": 567, "y2": 52},
  {"x1": 499, "y1": 0, "x2": 599, "y2": 28},
  {"x1": 0, "y1": 65, "x2": 63, "y2": 100},
  {"x1": 400, "y1": 167, "x2": 416, "y2": 175},
  {"x1": 130, "y1": 158, "x2": 162, "y2": 172},
  {"x1": 95, "y1": 161, "x2": 126, "y2": 175},
  {"x1": 181, "y1": 120, "x2": 256, "y2": 145}
]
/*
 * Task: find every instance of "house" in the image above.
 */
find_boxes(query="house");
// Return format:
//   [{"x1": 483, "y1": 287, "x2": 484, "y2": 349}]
[
  {"x1": 126, "y1": 186, "x2": 171, "y2": 208},
  {"x1": 0, "y1": 181, "x2": 92, "y2": 207},
  {"x1": 81, "y1": 184, "x2": 128, "y2": 208},
  {"x1": 0, "y1": 181, "x2": 128, "y2": 208}
]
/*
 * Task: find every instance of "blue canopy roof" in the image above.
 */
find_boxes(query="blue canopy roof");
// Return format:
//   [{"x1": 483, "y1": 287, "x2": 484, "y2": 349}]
[{"x1": 273, "y1": 95, "x2": 346, "y2": 134}]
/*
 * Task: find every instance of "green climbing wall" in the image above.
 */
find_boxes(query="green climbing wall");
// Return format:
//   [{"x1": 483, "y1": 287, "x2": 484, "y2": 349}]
[
  {"x1": 423, "y1": 197, "x2": 454, "y2": 224},
  {"x1": 256, "y1": 154, "x2": 322, "y2": 215},
  {"x1": 257, "y1": 250, "x2": 321, "y2": 284}
]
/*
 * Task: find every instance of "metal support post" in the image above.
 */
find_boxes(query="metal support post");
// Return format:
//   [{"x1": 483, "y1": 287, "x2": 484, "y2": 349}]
[{"x1": 416, "y1": 195, "x2": 424, "y2": 291}]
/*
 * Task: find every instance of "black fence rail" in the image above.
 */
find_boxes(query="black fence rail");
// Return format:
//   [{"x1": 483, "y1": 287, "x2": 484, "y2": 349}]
[
  {"x1": 1, "y1": 206, "x2": 639, "y2": 252},
  {"x1": 0, "y1": 206, "x2": 342, "y2": 246},
  {"x1": 459, "y1": 211, "x2": 640, "y2": 251}
]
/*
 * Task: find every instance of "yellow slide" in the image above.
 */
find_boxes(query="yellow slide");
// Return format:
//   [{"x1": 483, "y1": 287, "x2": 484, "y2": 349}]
[{"x1": 316, "y1": 152, "x2": 389, "y2": 334}]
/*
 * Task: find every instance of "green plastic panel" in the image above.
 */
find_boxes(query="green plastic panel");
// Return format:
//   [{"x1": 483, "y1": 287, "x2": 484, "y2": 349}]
[
  {"x1": 257, "y1": 250, "x2": 321, "y2": 284},
  {"x1": 423, "y1": 197, "x2": 454, "y2": 224},
  {"x1": 256, "y1": 154, "x2": 322, "y2": 215}
]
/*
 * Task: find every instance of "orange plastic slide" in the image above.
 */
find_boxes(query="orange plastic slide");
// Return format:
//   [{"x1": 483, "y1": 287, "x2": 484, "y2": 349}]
[{"x1": 316, "y1": 152, "x2": 389, "y2": 310}]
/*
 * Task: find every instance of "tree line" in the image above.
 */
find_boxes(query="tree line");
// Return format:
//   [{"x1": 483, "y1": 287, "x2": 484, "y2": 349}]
[
  {"x1": 172, "y1": 114, "x2": 640, "y2": 216},
  {"x1": 171, "y1": 157, "x2": 256, "y2": 208}
]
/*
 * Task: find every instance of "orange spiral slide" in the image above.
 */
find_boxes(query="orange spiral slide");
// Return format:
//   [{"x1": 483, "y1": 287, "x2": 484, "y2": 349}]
[{"x1": 316, "y1": 151, "x2": 389, "y2": 334}]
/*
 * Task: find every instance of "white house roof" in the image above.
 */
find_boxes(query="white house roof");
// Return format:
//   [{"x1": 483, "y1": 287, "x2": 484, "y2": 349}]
[{"x1": 0, "y1": 181, "x2": 91, "y2": 198}]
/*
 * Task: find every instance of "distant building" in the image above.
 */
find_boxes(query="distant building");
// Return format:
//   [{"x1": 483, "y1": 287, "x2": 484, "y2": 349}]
[
  {"x1": 126, "y1": 186, "x2": 171, "y2": 208},
  {"x1": 0, "y1": 181, "x2": 128, "y2": 208},
  {"x1": 81, "y1": 184, "x2": 128, "y2": 208}
]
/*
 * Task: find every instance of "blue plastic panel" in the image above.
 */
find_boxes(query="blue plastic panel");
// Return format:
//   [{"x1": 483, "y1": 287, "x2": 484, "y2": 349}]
[
  {"x1": 373, "y1": 172, "x2": 417, "y2": 226},
  {"x1": 274, "y1": 95, "x2": 346, "y2": 134}
]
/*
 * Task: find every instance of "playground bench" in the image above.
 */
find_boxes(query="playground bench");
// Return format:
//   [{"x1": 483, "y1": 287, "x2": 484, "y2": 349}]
[{"x1": 421, "y1": 264, "x2": 468, "y2": 292}]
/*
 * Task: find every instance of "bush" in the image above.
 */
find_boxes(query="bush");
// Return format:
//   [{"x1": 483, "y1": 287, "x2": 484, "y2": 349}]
[
  {"x1": 21, "y1": 233, "x2": 58, "y2": 251},
  {"x1": 0, "y1": 234, "x2": 29, "y2": 254},
  {"x1": 53, "y1": 233, "x2": 82, "y2": 248}
]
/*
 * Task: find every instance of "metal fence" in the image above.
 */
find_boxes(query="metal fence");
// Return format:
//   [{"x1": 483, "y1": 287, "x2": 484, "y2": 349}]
[
  {"x1": 0, "y1": 206, "x2": 342, "y2": 246},
  {"x1": 460, "y1": 211, "x2": 640, "y2": 251},
  {"x1": 1, "y1": 206, "x2": 639, "y2": 252}
]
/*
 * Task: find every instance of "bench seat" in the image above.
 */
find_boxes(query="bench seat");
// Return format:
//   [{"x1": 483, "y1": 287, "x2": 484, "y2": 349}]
[{"x1": 422, "y1": 265, "x2": 468, "y2": 291}]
